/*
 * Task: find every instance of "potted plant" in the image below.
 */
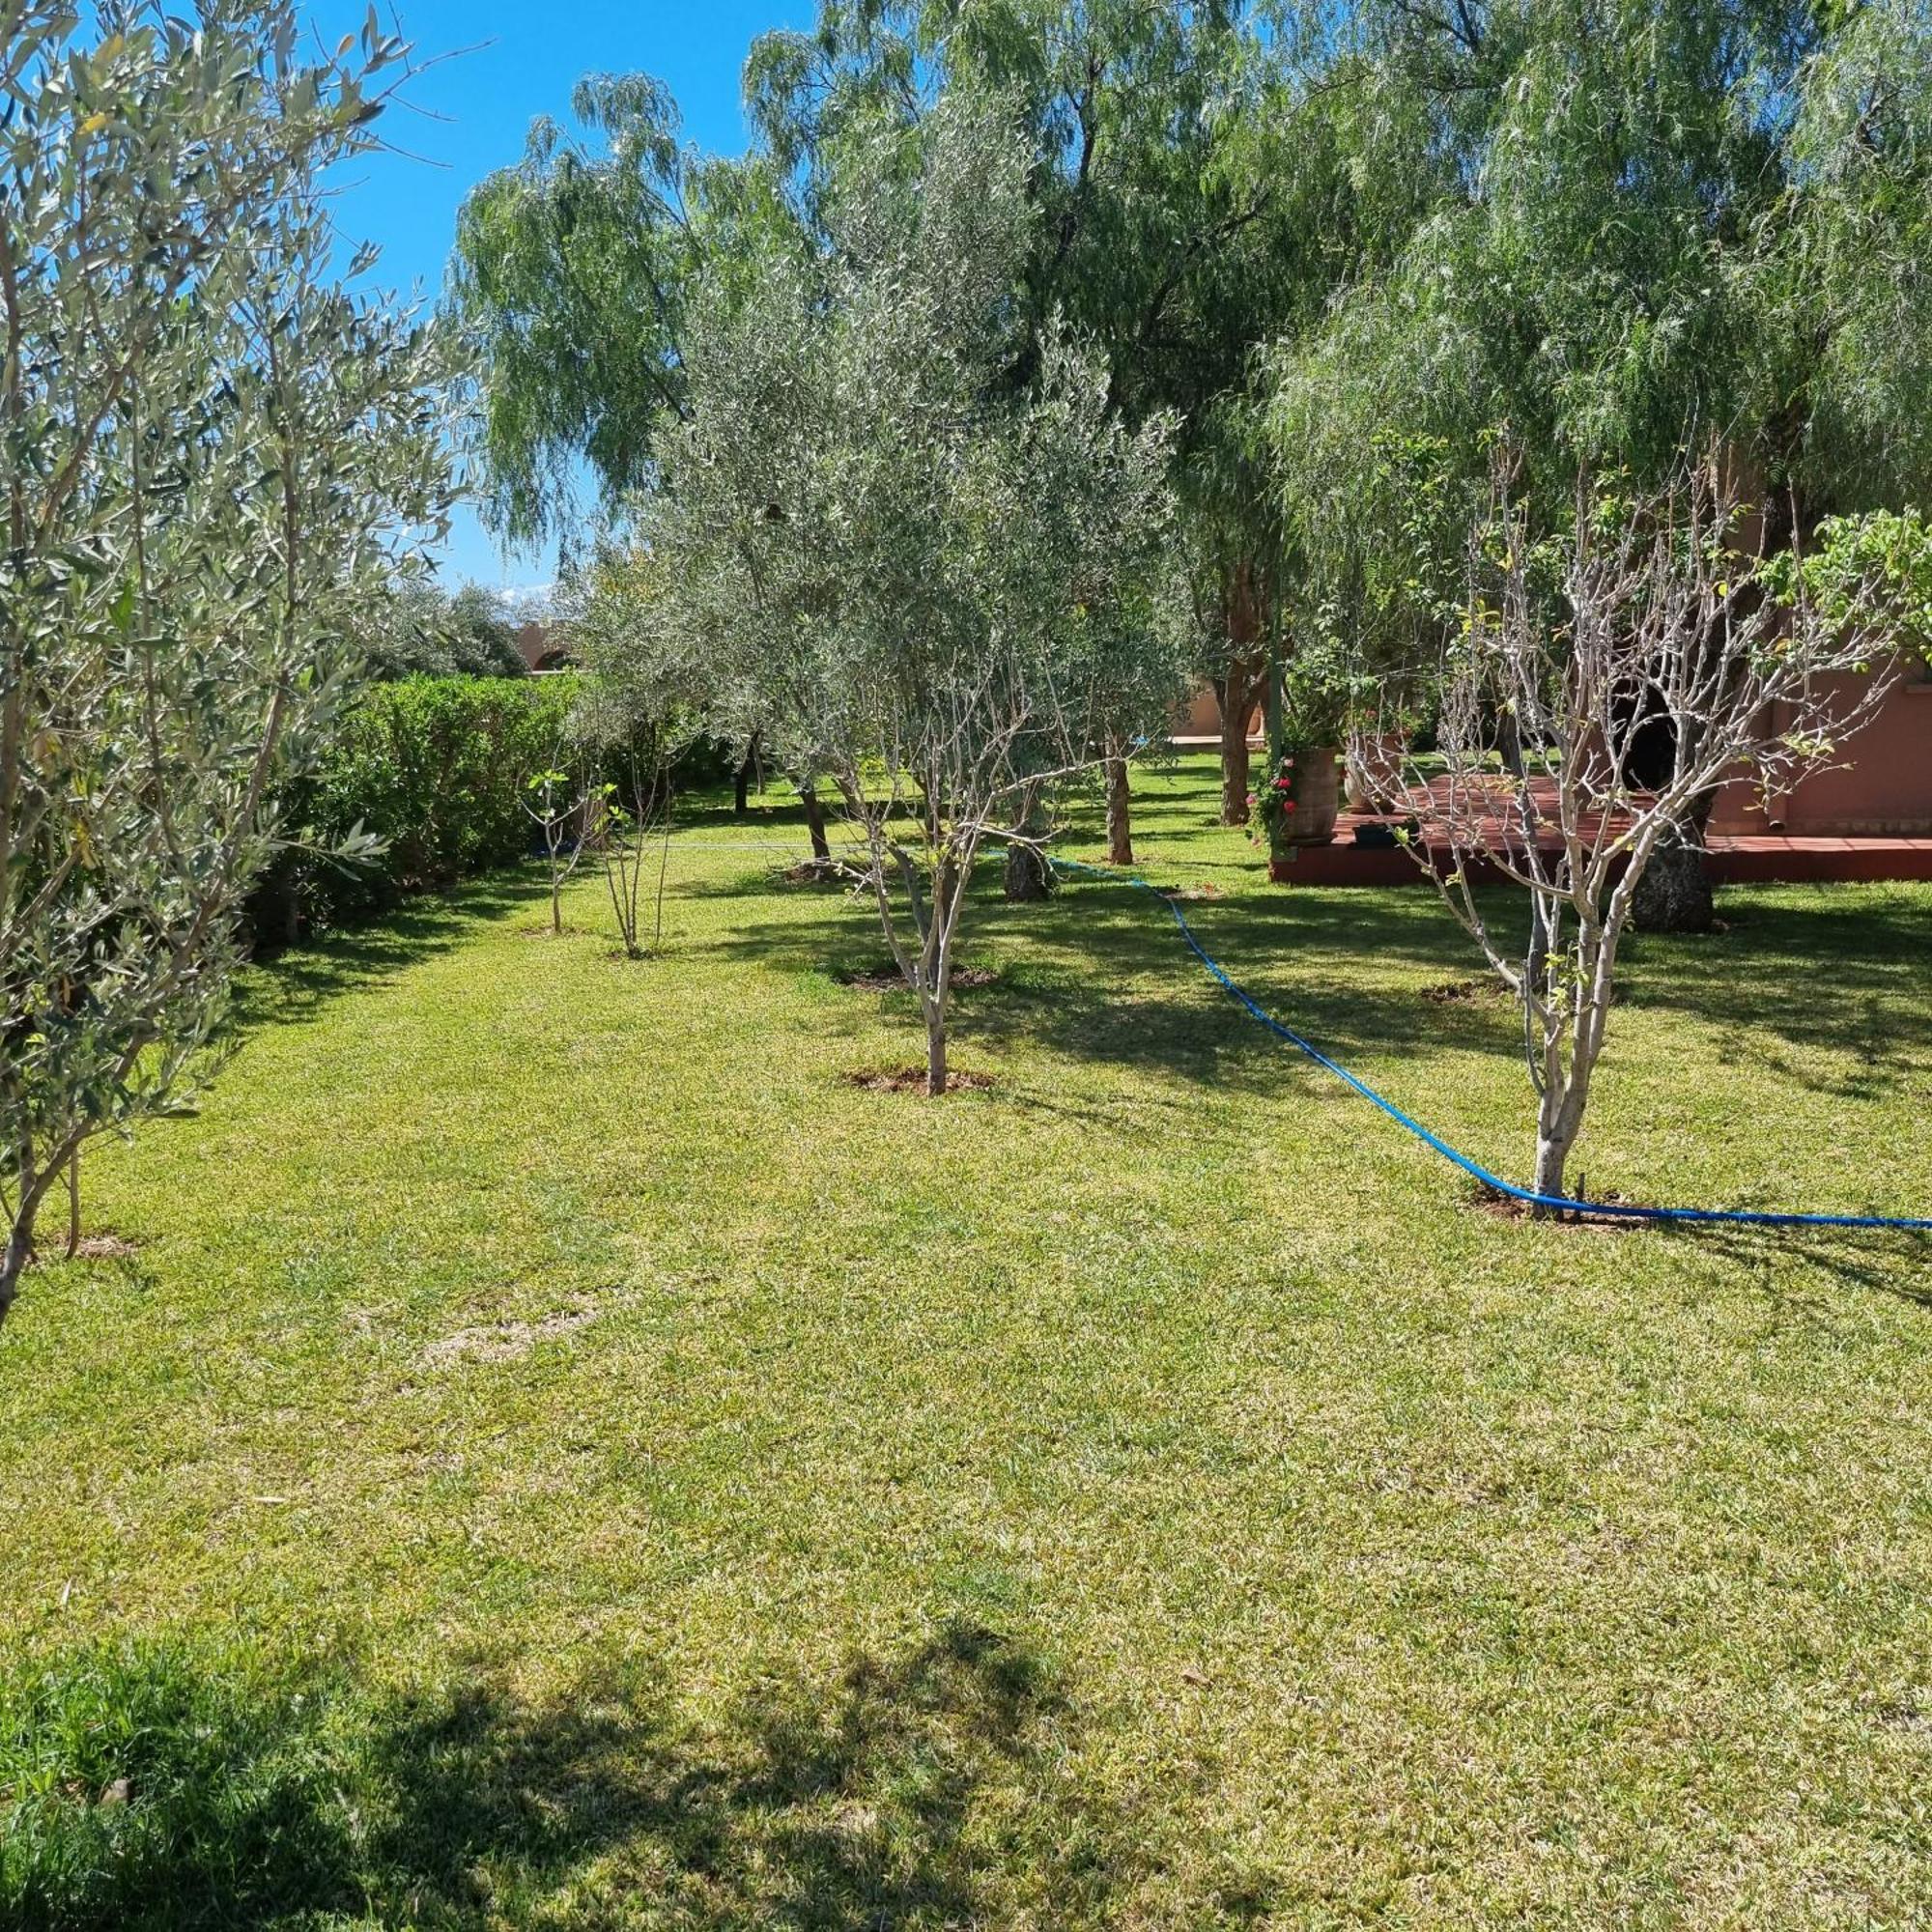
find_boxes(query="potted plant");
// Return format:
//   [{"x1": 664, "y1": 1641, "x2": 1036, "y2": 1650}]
[
  {"x1": 1251, "y1": 644, "x2": 1372, "y2": 862},
  {"x1": 1345, "y1": 693, "x2": 1424, "y2": 812}
]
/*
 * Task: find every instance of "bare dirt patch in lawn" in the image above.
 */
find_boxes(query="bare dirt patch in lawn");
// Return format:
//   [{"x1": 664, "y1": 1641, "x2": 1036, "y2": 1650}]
[
  {"x1": 1470, "y1": 1182, "x2": 1643, "y2": 1231},
  {"x1": 420, "y1": 1301, "x2": 602, "y2": 1368},
  {"x1": 842, "y1": 1066, "x2": 995, "y2": 1095},
  {"x1": 838, "y1": 961, "x2": 998, "y2": 993},
  {"x1": 45, "y1": 1233, "x2": 145, "y2": 1263},
  {"x1": 1424, "y1": 977, "x2": 1508, "y2": 1005}
]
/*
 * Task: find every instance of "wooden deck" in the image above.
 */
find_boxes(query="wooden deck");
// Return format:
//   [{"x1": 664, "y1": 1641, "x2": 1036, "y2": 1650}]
[{"x1": 1267, "y1": 789, "x2": 1932, "y2": 888}]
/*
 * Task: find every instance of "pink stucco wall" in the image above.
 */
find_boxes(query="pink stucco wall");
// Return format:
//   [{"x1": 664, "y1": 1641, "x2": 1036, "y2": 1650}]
[
  {"x1": 1173, "y1": 681, "x2": 1262, "y2": 741},
  {"x1": 1177, "y1": 668, "x2": 1931, "y2": 832},
  {"x1": 1710, "y1": 670, "x2": 1932, "y2": 835}
]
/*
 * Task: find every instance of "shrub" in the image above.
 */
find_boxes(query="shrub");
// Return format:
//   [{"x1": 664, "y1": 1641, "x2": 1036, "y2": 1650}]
[{"x1": 253, "y1": 674, "x2": 580, "y2": 938}]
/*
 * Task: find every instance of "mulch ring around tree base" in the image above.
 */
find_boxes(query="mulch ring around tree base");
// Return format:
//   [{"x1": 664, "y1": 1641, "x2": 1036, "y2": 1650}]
[
  {"x1": 32, "y1": 1232, "x2": 144, "y2": 1265},
  {"x1": 1423, "y1": 977, "x2": 1510, "y2": 1005},
  {"x1": 842, "y1": 1066, "x2": 995, "y2": 1094},
  {"x1": 838, "y1": 962, "x2": 999, "y2": 992},
  {"x1": 1470, "y1": 1181, "x2": 1643, "y2": 1231},
  {"x1": 776, "y1": 857, "x2": 862, "y2": 888}
]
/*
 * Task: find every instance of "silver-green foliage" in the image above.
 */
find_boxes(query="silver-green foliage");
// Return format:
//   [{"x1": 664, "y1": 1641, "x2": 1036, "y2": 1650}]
[
  {"x1": 622, "y1": 103, "x2": 1183, "y2": 1090},
  {"x1": 365, "y1": 582, "x2": 528, "y2": 681},
  {"x1": 0, "y1": 3, "x2": 452, "y2": 1321}
]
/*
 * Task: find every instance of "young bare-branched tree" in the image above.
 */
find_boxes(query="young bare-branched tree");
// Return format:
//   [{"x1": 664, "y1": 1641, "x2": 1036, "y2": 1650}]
[
  {"x1": 0, "y1": 4, "x2": 451, "y2": 1324},
  {"x1": 616, "y1": 103, "x2": 1184, "y2": 1093},
  {"x1": 560, "y1": 551, "x2": 695, "y2": 957},
  {"x1": 523, "y1": 757, "x2": 591, "y2": 938},
  {"x1": 1352, "y1": 457, "x2": 1932, "y2": 1204}
]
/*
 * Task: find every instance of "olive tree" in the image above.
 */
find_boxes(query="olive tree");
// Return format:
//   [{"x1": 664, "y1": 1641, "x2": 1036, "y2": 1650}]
[
  {"x1": 1352, "y1": 456, "x2": 1932, "y2": 1204},
  {"x1": 366, "y1": 581, "x2": 528, "y2": 680},
  {"x1": 0, "y1": 3, "x2": 451, "y2": 1325},
  {"x1": 749, "y1": 0, "x2": 1350, "y2": 838},
  {"x1": 621, "y1": 104, "x2": 1182, "y2": 1093}
]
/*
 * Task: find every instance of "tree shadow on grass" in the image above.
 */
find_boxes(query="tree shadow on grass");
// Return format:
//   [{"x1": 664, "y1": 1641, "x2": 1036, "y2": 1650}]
[
  {"x1": 1619, "y1": 891, "x2": 1932, "y2": 1100},
  {"x1": 2, "y1": 1621, "x2": 1218, "y2": 1931},
  {"x1": 227, "y1": 872, "x2": 552, "y2": 1041},
  {"x1": 686, "y1": 842, "x2": 1932, "y2": 1122},
  {"x1": 1679, "y1": 1223, "x2": 1932, "y2": 1316},
  {"x1": 678, "y1": 862, "x2": 1540, "y2": 1100}
]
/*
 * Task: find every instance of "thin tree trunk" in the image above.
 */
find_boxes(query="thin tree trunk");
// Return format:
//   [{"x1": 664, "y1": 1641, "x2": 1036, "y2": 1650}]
[
  {"x1": 65, "y1": 1149, "x2": 79, "y2": 1260},
  {"x1": 652, "y1": 804, "x2": 672, "y2": 952},
  {"x1": 1004, "y1": 783, "x2": 1053, "y2": 901},
  {"x1": 1532, "y1": 1088, "x2": 1581, "y2": 1210},
  {"x1": 1105, "y1": 751, "x2": 1133, "y2": 866},
  {"x1": 733, "y1": 734, "x2": 760, "y2": 816},
  {"x1": 800, "y1": 783, "x2": 831, "y2": 863},
  {"x1": 924, "y1": 997, "x2": 948, "y2": 1095},
  {"x1": 0, "y1": 1214, "x2": 35, "y2": 1329},
  {"x1": 1219, "y1": 555, "x2": 1267, "y2": 826},
  {"x1": 1532, "y1": 1128, "x2": 1575, "y2": 1209}
]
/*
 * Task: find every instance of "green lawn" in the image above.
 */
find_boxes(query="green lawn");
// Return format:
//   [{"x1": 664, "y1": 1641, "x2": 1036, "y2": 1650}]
[{"x1": 4, "y1": 754, "x2": 1932, "y2": 1929}]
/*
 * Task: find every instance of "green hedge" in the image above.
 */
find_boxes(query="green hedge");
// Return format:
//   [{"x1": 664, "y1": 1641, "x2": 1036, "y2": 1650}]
[{"x1": 253, "y1": 674, "x2": 580, "y2": 939}]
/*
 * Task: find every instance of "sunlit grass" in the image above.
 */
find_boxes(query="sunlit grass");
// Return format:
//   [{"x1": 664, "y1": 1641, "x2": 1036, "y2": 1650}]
[{"x1": 3, "y1": 755, "x2": 1930, "y2": 1927}]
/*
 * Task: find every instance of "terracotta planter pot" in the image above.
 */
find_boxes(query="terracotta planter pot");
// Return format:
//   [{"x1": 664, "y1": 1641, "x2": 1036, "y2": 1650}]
[
  {"x1": 1345, "y1": 730, "x2": 1408, "y2": 812},
  {"x1": 1274, "y1": 746, "x2": 1342, "y2": 848}
]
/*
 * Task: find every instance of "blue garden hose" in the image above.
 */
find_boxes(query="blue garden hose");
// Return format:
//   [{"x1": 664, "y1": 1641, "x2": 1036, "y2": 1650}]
[{"x1": 1053, "y1": 856, "x2": 1932, "y2": 1233}]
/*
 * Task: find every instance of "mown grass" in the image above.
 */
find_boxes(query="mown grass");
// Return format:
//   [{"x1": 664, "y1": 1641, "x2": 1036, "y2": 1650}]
[{"x1": 3, "y1": 754, "x2": 1931, "y2": 1928}]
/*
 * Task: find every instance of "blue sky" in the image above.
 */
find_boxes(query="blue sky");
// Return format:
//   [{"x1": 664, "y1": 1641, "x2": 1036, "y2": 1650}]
[{"x1": 313, "y1": 1, "x2": 810, "y2": 594}]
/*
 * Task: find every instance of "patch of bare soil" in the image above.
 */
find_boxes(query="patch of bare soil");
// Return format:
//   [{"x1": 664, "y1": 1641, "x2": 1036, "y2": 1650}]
[
  {"x1": 1424, "y1": 977, "x2": 1507, "y2": 1005},
  {"x1": 1470, "y1": 1182, "x2": 1642, "y2": 1231},
  {"x1": 1426, "y1": 976, "x2": 1624, "y2": 1009},
  {"x1": 776, "y1": 858, "x2": 859, "y2": 888},
  {"x1": 1156, "y1": 882, "x2": 1224, "y2": 902},
  {"x1": 838, "y1": 962, "x2": 998, "y2": 992},
  {"x1": 513, "y1": 923, "x2": 590, "y2": 939},
  {"x1": 39, "y1": 1233, "x2": 144, "y2": 1264},
  {"x1": 842, "y1": 1066, "x2": 995, "y2": 1095},
  {"x1": 420, "y1": 1300, "x2": 601, "y2": 1368}
]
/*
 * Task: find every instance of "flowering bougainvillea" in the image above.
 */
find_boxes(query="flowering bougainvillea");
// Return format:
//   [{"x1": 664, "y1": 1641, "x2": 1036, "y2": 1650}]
[{"x1": 1249, "y1": 753, "x2": 1300, "y2": 849}]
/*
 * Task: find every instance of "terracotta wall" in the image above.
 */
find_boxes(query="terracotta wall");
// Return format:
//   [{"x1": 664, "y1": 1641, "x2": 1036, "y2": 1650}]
[
  {"x1": 1710, "y1": 669, "x2": 1932, "y2": 836},
  {"x1": 1172, "y1": 668, "x2": 1930, "y2": 832},
  {"x1": 1172, "y1": 680, "x2": 1263, "y2": 742},
  {"x1": 516, "y1": 620, "x2": 570, "y2": 672}
]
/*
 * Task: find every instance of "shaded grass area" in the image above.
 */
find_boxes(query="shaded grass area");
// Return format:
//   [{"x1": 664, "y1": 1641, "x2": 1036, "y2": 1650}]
[
  {"x1": 3, "y1": 755, "x2": 1932, "y2": 1926},
  {"x1": 2, "y1": 1625, "x2": 1129, "y2": 1931}
]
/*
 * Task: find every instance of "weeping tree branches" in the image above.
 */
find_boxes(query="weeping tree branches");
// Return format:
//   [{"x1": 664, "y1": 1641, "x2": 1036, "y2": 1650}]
[{"x1": 1271, "y1": 0, "x2": 1932, "y2": 831}]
